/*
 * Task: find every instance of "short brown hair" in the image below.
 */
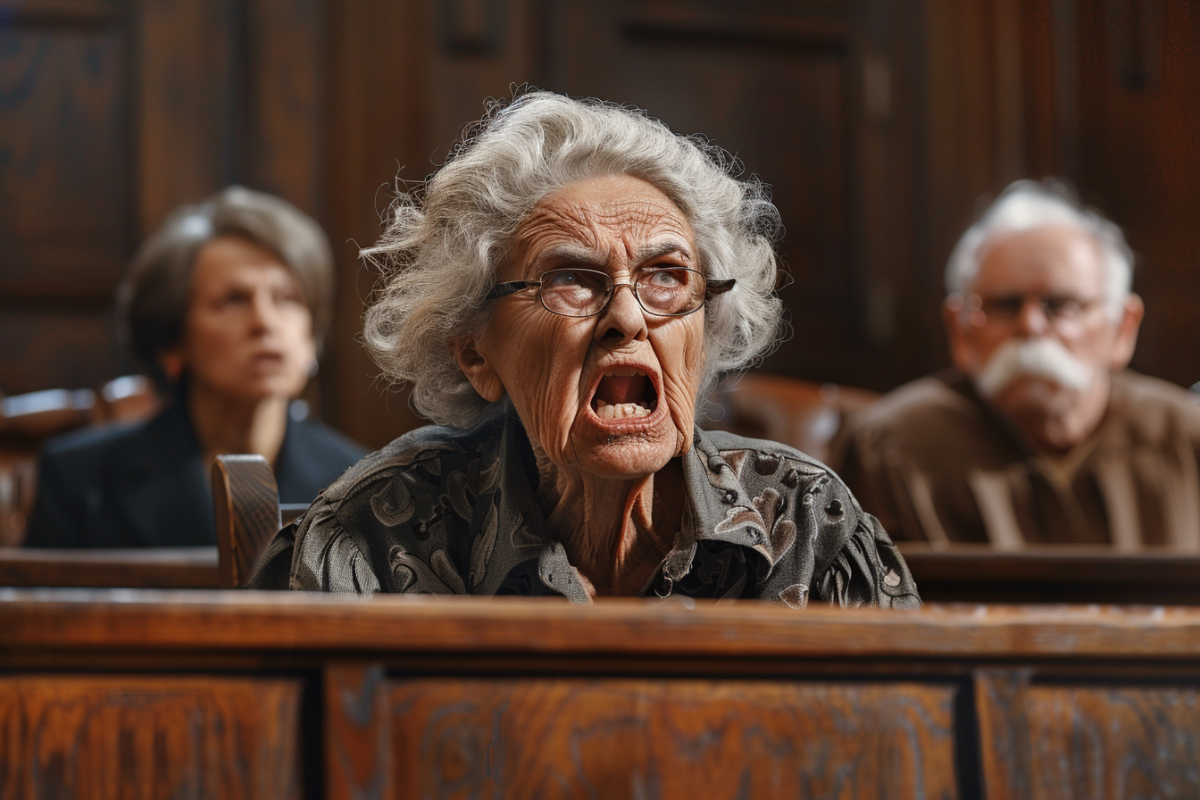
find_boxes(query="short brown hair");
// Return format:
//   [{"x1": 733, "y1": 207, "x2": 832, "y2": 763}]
[{"x1": 118, "y1": 186, "x2": 334, "y2": 389}]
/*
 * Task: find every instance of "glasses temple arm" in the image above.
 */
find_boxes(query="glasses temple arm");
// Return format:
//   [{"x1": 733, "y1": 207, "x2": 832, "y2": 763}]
[
  {"x1": 705, "y1": 279, "x2": 736, "y2": 298},
  {"x1": 485, "y1": 280, "x2": 539, "y2": 301}
]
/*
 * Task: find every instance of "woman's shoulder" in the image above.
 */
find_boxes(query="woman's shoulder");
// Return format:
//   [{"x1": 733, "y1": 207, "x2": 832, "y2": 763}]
[
  {"x1": 311, "y1": 416, "x2": 501, "y2": 507},
  {"x1": 697, "y1": 427, "x2": 835, "y2": 476},
  {"x1": 39, "y1": 402, "x2": 189, "y2": 472}
]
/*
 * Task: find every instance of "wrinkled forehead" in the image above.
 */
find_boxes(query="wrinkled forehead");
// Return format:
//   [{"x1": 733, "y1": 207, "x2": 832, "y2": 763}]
[
  {"x1": 972, "y1": 224, "x2": 1105, "y2": 297},
  {"x1": 506, "y1": 175, "x2": 697, "y2": 275}
]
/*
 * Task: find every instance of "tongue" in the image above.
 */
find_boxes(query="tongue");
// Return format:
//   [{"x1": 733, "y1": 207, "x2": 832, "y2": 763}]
[{"x1": 596, "y1": 375, "x2": 646, "y2": 405}]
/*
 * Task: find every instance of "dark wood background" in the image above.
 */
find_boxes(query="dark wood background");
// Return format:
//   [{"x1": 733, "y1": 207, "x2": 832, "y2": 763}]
[{"x1": 2, "y1": 0, "x2": 1197, "y2": 450}]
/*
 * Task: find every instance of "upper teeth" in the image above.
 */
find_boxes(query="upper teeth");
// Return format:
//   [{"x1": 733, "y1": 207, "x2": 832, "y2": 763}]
[
  {"x1": 603, "y1": 367, "x2": 645, "y2": 377},
  {"x1": 594, "y1": 401, "x2": 652, "y2": 420}
]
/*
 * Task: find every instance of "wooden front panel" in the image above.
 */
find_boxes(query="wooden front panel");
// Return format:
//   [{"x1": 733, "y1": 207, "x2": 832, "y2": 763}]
[
  {"x1": 385, "y1": 678, "x2": 959, "y2": 799},
  {"x1": 1026, "y1": 685, "x2": 1200, "y2": 798},
  {"x1": 0, "y1": 676, "x2": 302, "y2": 799},
  {"x1": 977, "y1": 671, "x2": 1200, "y2": 800}
]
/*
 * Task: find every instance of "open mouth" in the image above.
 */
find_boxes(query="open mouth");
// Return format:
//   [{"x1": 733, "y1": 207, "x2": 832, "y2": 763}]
[{"x1": 591, "y1": 367, "x2": 659, "y2": 421}]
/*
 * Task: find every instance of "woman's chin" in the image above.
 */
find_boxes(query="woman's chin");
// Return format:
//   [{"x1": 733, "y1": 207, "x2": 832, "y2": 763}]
[{"x1": 568, "y1": 416, "x2": 681, "y2": 480}]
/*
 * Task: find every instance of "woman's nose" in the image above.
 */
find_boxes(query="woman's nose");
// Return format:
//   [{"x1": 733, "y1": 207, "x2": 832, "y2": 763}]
[
  {"x1": 594, "y1": 283, "x2": 649, "y2": 345},
  {"x1": 249, "y1": 292, "x2": 280, "y2": 331}
]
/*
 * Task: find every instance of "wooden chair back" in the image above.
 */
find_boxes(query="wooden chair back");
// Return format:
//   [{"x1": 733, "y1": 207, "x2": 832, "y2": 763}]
[
  {"x1": 706, "y1": 372, "x2": 879, "y2": 463},
  {"x1": 211, "y1": 455, "x2": 282, "y2": 588}
]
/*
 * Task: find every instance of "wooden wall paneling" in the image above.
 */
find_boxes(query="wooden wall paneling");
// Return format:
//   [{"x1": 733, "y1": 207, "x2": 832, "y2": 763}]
[
  {"x1": 244, "y1": 0, "x2": 326, "y2": 219},
  {"x1": 324, "y1": 0, "x2": 553, "y2": 447},
  {"x1": 0, "y1": 1, "x2": 128, "y2": 298},
  {"x1": 135, "y1": 0, "x2": 239, "y2": 234},
  {"x1": 325, "y1": 0, "x2": 435, "y2": 448},
  {"x1": 553, "y1": 1, "x2": 893, "y2": 385},
  {"x1": 0, "y1": 675, "x2": 302, "y2": 799},
  {"x1": 0, "y1": 306, "x2": 131, "y2": 395},
  {"x1": 385, "y1": 677, "x2": 960, "y2": 799},
  {"x1": 0, "y1": 2, "x2": 133, "y2": 395},
  {"x1": 325, "y1": 662, "x2": 392, "y2": 800},
  {"x1": 921, "y1": 0, "x2": 1032, "y2": 290},
  {"x1": 1071, "y1": 0, "x2": 1200, "y2": 388},
  {"x1": 425, "y1": 0, "x2": 546, "y2": 156},
  {"x1": 849, "y1": 0, "x2": 929, "y2": 381}
]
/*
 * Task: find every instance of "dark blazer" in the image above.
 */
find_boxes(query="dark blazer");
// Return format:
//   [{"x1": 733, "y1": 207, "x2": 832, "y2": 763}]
[{"x1": 25, "y1": 400, "x2": 367, "y2": 548}]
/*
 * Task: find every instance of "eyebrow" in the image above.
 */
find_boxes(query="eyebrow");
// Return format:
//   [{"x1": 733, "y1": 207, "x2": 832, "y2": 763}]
[
  {"x1": 531, "y1": 240, "x2": 694, "y2": 272},
  {"x1": 634, "y1": 241, "x2": 693, "y2": 263}
]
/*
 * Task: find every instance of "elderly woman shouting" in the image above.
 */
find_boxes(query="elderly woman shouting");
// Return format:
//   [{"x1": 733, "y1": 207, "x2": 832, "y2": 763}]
[{"x1": 253, "y1": 93, "x2": 919, "y2": 607}]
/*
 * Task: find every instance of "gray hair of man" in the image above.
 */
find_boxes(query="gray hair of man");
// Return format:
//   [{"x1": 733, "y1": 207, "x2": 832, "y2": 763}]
[
  {"x1": 361, "y1": 91, "x2": 784, "y2": 429},
  {"x1": 944, "y1": 179, "x2": 1134, "y2": 321},
  {"x1": 118, "y1": 186, "x2": 334, "y2": 390}
]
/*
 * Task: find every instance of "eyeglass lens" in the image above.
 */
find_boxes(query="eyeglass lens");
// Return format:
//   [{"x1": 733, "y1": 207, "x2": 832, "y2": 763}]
[
  {"x1": 539, "y1": 268, "x2": 706, "y2": 317},
  {"x1": 970, "y1": 293, "x2": 1097, "y2": 325}
]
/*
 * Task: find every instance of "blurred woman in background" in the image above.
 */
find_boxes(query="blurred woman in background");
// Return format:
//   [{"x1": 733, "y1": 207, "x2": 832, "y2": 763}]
[{"x1": 26, "y1": 187, "x2": 365, "y2": 548}]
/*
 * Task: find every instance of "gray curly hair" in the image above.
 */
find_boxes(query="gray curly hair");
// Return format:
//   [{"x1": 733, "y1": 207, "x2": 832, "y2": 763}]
[{"x1": 362, "y1": 92, "x2": 784, "y2": 428}]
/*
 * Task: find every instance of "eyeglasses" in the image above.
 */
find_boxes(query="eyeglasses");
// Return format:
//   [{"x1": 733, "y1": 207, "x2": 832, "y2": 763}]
[
  {"x1": 486, "y1": 267, "x2": 736, "y2": 318},
  {"x1": 953, "y1": 293, "x2": 1103, "y2": 328}
]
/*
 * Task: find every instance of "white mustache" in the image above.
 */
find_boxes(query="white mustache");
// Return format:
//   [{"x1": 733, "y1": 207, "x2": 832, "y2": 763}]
[{"x1": 975, "y1": 337, "x2": 1095, "y2": 398}]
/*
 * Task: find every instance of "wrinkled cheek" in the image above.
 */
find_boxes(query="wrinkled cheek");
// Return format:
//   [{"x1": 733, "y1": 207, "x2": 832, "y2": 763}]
[
  {"x1": 522, "y1": 384, "x2": 577, "y2": 462},
  {"x1": 662, "y1": 361, "x2": 705, "y2": 456}
]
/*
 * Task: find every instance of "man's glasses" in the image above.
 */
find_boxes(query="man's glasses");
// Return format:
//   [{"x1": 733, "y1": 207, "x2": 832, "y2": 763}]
[
  {"x1": 953, "y1": 293, "x2": 1103, "y2": 328},
  {"x1": 486, "y1": 267, "x2": 735, "y2": 318}
]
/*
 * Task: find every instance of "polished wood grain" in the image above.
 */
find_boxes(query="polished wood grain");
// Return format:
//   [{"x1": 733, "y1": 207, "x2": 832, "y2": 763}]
[
  {"x1": 0, "y1": 676, "x2": 302, "y2": 799},
  {"x1": 1024, "y1": 685, "x2": 1200, "y2": 799},
  {"x1": 976, "y1": 669, "x2": 1200, "y2": 800},
  {"x1": 974, "y1": 670, "x2": 1033, "y2": 800},
  {"x1": 901, "y1": 543, "x2": 1200, "y2": 605},
  {"x1": 325, "y1": 663, "x2": 392, "y2": 800},
  {"x1": 0, "y1": 548, "x2": 219, "y2": 588},
  {"x1": 212, "y1": 455, "x2": 282, "y2": 589},
  {"x1": 8, "y1": 591, "x2": 1200, "y2": 660},
  {"x1": 6, "y1": 592, "x2": 1200, "y2": 799},
  {"x1": 387, "y1": 678, "x2": 958, "y2": 800}
]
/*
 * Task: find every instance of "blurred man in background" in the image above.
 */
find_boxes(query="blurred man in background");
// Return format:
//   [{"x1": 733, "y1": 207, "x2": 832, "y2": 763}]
[{"x1": 833, "y1": 179, "x2": 1200, "y2": 550}]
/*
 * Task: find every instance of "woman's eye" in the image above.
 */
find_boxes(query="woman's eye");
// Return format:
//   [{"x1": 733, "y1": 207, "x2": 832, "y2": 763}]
[
  {"x1": 545, "y1": 270, "x2": 582, "y2": 288},
  {"x1": 644, "y1": 269, "x2": 685, "y2": 287},
  {"x1": 219, "y1": 291, "x2": 250, "y2": 307}
]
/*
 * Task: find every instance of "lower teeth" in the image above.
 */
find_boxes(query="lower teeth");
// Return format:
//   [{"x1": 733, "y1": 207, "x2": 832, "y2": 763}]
[{"x1": 594, "y1": 401, "x2": 651, "y2": 420}]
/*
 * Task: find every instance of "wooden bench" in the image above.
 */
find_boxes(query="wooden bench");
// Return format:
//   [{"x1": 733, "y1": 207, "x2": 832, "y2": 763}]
[{"x1": 4, "y1": 591, "x2": 1200, "y2": 799}]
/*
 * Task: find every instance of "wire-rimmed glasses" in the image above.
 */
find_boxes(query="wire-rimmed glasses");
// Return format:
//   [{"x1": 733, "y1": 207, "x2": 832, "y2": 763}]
[{"x1": 486, "y1": 267, "x2": 735, "y2": 318}]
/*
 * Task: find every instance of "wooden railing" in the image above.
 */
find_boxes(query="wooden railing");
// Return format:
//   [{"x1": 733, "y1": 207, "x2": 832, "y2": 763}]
[
  {"x1": 4, "y1": 590, "x2": 1200, "y2": 799},
  {"x1": 5, "y1": 542, "x2": 1200, "y2": 606}
]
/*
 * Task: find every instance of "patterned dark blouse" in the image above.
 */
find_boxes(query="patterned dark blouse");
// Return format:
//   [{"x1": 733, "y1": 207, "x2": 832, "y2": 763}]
[{"x1": 250, "y1": 403, "x2": 920, "y2": 607}]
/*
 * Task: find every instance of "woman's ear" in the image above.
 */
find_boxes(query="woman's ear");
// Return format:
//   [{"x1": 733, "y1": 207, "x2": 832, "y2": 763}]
[{"x1": 451, "y1": 337, "x2": 505, "y2": 402}]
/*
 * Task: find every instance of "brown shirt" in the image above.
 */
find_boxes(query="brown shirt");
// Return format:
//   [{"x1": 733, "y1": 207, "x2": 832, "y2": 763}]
[
  {"x1": 830, "y1": 370, "x2": 1200, "y2": 550},
  {"x1": 251, "y1": 401, "x2": 920, "y2": 607}
]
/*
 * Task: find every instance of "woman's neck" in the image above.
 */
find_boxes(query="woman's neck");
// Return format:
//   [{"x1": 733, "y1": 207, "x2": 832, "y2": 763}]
[
  {"x1": 187, "y1": 383, "x2": 290, "y2": 469},
  {"x1": 534, "y1": 446, "x2": 684, "y2": 598}
]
